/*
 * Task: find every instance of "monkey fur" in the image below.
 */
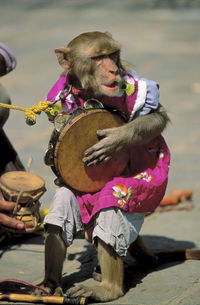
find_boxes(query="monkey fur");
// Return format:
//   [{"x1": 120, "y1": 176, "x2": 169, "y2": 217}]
[
  {"x1": 55, "y1": 31, "x2": 170, "y2": 166},
  {"x1": 39, "y1": 225, "x2": 200, "y2": 302},
  {"x1": 37, "y1": 32, "x2": 199, "y2": 302}
]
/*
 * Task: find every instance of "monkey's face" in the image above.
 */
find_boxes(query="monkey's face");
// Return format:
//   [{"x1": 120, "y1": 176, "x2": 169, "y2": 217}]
[
  {"x1": 71, "y1": 51, "x2": 122, "y2": 97},
  {"x1": 91, "y1": 51, "x2": 121, "y2": 97}
]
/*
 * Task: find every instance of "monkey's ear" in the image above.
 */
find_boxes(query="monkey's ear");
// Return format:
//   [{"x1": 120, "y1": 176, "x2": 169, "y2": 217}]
[
  {"x1": 54, "y1": 47, "x2": 71, "y2": 70},
  {"x1": 104, "y1": 31, "x2": 112, "y2": 38}
]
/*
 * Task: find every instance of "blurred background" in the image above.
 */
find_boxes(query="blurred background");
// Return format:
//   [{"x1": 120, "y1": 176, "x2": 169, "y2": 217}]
[{"x1": 0, "y1": 0, "x2": 200, "y2": 209}]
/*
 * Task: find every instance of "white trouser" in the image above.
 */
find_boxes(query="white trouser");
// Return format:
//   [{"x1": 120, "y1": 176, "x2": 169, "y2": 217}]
[{"x1": 44, "y1": 187, "x2": 145, "y2": 256}]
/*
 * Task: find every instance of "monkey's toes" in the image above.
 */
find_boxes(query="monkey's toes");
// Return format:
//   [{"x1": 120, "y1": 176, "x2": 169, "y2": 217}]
[
  {"x1": 53, "y1": 286, "x2": 63, "y2": 296},
  {"x1": 33, "y1": 284, "x2": 51, "y2": 296},
  {"x1": 67, "y1": 285, "x2": 93, "y2": 298}
]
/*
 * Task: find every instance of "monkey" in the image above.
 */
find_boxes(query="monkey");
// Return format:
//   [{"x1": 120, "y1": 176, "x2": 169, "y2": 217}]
[{"x1": 36, "y1": 31, "x2": 200, "y2": 302}]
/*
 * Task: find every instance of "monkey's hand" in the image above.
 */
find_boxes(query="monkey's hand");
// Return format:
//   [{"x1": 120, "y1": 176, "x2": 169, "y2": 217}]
[
  {"x1": 83, "y1": 106, "x2": 169, "y2": 167},
  {"x1": 83, "y1": 124, "x2": 129, "y2": 167}
]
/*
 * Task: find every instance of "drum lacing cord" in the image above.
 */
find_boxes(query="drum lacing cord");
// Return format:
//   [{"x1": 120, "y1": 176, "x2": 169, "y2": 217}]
[
  {"x1": 0, "y1": 101, "x2": 52, "y2": 126},
  {"x1": 11, "y1": 190, "x2": 41, "y2": 224},
  {"x1": 11, "y1": 189, "x2": 24, "y2": 215}
]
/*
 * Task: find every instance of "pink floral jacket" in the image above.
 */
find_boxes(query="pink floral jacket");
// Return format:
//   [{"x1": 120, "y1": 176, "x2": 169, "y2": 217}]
[{"x1": 46, "y1": 72, "x2": 170, "y2": 223}]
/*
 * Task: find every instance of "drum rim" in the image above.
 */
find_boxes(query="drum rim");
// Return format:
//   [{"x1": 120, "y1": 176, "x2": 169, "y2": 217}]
[
  {"x1": 0, "y1": 171, "x2": 45, "y2": 193},
  {"x1": 52, "y1": 108, "x2": 126, "y2": 192},
  {"x1": 49, "y1": 108, "x2": 111, "y2": 190}
]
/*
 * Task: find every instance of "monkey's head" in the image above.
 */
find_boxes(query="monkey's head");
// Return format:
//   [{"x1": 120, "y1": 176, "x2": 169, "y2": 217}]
[{"x1": 55, "y1": 31, "x2": 125, "y2": 97}]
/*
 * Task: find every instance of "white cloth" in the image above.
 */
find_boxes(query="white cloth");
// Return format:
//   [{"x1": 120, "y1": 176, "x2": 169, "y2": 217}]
[{"x1": 44, "y1": 186, "x2": 145, "y2": 256}]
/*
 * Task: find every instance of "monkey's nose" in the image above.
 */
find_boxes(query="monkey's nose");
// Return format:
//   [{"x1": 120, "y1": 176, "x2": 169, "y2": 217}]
[{"x1": 109, "y1": 67, "x2": 119, "y2": 75}]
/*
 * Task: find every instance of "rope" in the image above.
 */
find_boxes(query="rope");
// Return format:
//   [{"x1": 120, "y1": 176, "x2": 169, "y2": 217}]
[
  {"x1": 0, "y1": 278, "x2": 52, "y2": 295},
  {"x1": 0, "y1": 101, "x2": 52, "y2": 126},
  {"x1": 13, "y1": 189, "x2": 24, "y2": 215}
]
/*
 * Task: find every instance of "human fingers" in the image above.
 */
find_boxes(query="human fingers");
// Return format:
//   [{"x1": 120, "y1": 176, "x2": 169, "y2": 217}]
[
  {"x1": 0, "y1": 213, "x2": 24, "y2": 230},
  {"x1": 0, "y1": 200, "x2": 17, "y2": 212}
]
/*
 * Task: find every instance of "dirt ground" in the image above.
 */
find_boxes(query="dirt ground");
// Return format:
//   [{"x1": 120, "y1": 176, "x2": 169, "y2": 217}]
[{"x1": 0, "y1": 1, "x2": 200, "y2": 304}]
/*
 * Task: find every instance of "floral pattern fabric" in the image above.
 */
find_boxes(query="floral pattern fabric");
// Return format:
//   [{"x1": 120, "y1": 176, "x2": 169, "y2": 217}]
[{"x1": 46, "y1": 72, "x2": 170, "y2": 224}]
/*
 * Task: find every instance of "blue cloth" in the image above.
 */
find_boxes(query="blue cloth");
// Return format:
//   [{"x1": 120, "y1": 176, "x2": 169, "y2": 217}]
[
  {"x1": 0, "y1": 42, "x2": 17, "y2": 75},
  {"x1": 130, "y1": 70, "x2": 159, "y2": 117}
]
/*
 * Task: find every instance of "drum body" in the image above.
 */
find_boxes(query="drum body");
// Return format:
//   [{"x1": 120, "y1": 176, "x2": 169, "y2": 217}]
[
  {"x1": 0, "y1": 171, "x2": 46, "y2": 203},
  {"x1": 44, "y1": 108, "x2": 127, "y2": 192},
  {"x1": 0, "y1": 171, "x2": 46, "y2": 233}
]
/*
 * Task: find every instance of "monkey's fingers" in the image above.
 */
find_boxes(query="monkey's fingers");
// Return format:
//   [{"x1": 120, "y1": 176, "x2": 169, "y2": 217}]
[
  {"x1": 83, "y1": 151, "x2": 111, "y2": 166},
  {"x1": 67, "y1": 286, "x2": 84, "y2": 296},
  {"x1": 96, "y1": 126, "x2": 118, "y2": 137},
  {"x1": 83, "y1": 142, "x2": 111, "y2": 159},
  {"x1": 84, "y1": 157, "x2": 111, "y2": 167},
  {"x1": 84, "y1": 134, "x2": 119, "y2": 158},
  {"x1": 84, "y1": 139, "x2": 111, "y2": 156}
]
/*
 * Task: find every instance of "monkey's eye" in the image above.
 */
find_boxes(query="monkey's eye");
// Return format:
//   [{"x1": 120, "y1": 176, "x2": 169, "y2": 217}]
[
  {"x1": 109, "y1": 51, "x2": 120, "y2": 61},
  {"x1": 91, "y1": 54, "x2": 107, "y2": 61},
  {"x1": 91, "y1": 50, "x2": 120, "y2": 62}
]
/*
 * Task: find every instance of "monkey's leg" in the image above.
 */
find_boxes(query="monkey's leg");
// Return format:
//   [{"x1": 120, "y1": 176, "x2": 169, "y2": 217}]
[
  {"x1": 154, "y1": 248, "x2": 200, "y2": 263},
  {"x1": 128, "y1": 235, "x2": 158, "y2": 267},
  {"x1": 96, "y1": 238, "x2": 124, "y2": 300},
  {"x1": 93, "y1": 235, "x2": 157, "y2": 282},
  {"x1": 67, "y1": 238, "x2": 124, "y2": 302},
  {"x1": 35, "y1": 187, "x2": 84, "y2": 296},
  {"x1": 129, "y1": 235, "x2": 200, "y2": 265},
  {"x1": 38, "y1": 224, "x2": 66, "y2": 296}
]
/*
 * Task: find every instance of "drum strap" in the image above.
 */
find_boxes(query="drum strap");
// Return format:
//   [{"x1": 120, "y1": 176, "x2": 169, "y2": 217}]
[{"x1": 61, "y1": 72, "x2": 93, "y2": 98}]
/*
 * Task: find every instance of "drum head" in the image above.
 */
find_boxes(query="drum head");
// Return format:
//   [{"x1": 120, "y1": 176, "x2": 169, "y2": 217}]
[
  {"x1": 0, "y1": 171, "x2": 45, "y2": 193},
  {"x1": 54, "y1": 109, "x2": 127, "y2": 192}
]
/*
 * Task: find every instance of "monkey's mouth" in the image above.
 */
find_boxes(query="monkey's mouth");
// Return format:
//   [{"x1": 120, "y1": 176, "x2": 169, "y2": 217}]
[{"x1": 102, "y1": 81, "x2": 119, "y2": 90}]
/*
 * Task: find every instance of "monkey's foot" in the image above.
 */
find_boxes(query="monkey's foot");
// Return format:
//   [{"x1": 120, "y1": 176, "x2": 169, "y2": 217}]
[
  {"x1": 67, "y1": 284, "x2": 123, "y2": 302},
  {"x1": 92, "y1": 265, "x2": 102, "y2": 282},
  {"x1": 67, "y1": 285, "x2": 93, "y2": 299},
  {"x1": 34, "y1": 283, "x2": 63, "y2": 296}
]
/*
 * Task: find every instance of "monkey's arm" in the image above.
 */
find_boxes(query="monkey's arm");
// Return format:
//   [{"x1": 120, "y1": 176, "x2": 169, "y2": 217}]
[
  {"x1": 83, "y1": 105, "x2": 170, "y2": 166},
  {"x1": 122, "y1": 104, "x2": 170, "y2": 145}
]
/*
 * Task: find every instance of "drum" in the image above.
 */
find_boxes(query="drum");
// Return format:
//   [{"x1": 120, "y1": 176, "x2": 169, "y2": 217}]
[
  {"x1": 0, "y1": 171, "x2": 46, "y2": 233},
  {"x1": 44, "y1": 107, "x2": 128, "y2": 192}
]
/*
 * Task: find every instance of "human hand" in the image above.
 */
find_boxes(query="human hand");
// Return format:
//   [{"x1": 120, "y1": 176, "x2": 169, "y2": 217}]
[{"x1": 0, "y1": 193, "x2": 24, "y2": 230}]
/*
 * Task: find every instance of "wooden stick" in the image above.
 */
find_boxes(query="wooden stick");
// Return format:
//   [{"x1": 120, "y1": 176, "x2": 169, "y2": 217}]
[
  {"x1": 26, "y1": 156, "x2": 33, "y2": 172},
  {"x1": 0, "y1": 293, "x2": 87, "y2": 304}
]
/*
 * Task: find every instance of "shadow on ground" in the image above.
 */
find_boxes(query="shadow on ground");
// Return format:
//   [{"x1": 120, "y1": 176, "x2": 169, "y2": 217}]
[
  {"x1": 59, "y1": 234, "x2": 196, "y2": 292},
  {"x1": 0, "y1": 232, "x2": 45, "y2": 259}
]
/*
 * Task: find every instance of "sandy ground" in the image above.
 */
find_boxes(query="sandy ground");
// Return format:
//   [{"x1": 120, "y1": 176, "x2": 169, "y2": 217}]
[{"x1": 0, "y1": 1, "x2": 200, "y2": 304}]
